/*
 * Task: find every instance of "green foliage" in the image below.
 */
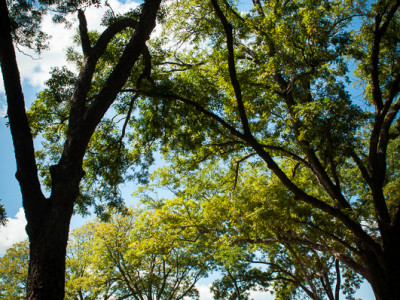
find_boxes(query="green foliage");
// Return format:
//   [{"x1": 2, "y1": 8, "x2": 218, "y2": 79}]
[
  {"x1": 351, "y1": 0, "x2": 400, "y2": 105},
  {"x1": 210, "y1": 263, "x2": 271, "y2": 300},
  {"x1": 138, "y1": 161, "x2": 362, "y2": 299},
  {"x1": 0, "y1": 208, "x2": 210, "y2": 300},
  {"x1": 27, "y1": 17, "x2": 158, "y2": 218},
  {"x1": 86, "y1": 209, "x2": 209, "y2": 299},
  {"x1": 6, "y1": 0, "x2": 106, "y2": 53},
  {"x1": 0, "y1": 240, "x2": 29, "y2": 299},
  {"x1": 7, "y1": 0, "x2": 49, "y2": 53}
]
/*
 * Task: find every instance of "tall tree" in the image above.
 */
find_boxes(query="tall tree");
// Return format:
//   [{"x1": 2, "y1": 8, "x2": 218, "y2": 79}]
[
  {"x1": 86, "y1": 209, "x2": 210, "y2": 300},
  {"x1": 125, "y1": 0, "x2": 400, "y2": 298},
  {"x1": 0, "y1": 0, "x2": 162, "y2": 298}
]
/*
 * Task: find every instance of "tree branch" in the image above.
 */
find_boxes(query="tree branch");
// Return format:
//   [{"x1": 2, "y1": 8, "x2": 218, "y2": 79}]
[
  {"x1": 92, "y1": 18, "x2": 137, "y2": 61},
  {"x1": 244, "y1": 139, "x2": 379, "y2": 254},
  {"x1": 67, "y1": 14, "x2": 139, "y2": 145},
  {"x1": 237, "y1": 236, "x2": 369, "y2": 278},
  {"x1": 334, "y1": 259, "x2": 341, "y2": 300},
  {"x1": 158, "y1": 93, "x2": 244, "y2": 139},
  {"x1": 378, "y1": 98, "x2": 400, "y2": 167},
  {"x1": 377, "y1": 0, "x2": 400, "y2": 36},
  {"x1": 118, "y1": 45, "x2": 154, "y2": 150},
  {"x1": 275, "y1": 71, "x2": 351, "y2": 211},
  {"x1": 370, "y1": 0, "x2": 400, "y2": 111},
  {"x1": 259, "y1": 144, "x2": 313, "y2": 170},
  {"x1": 350, "y1": 150, "x2": 372, "y2": 188},
  {"x1": 0, "y1": 0, "x2": 46, "y2": 217},
  {"x1": 234, "y1": 153, "x2": 256, "y2": 189},
  {"x1": 78, "y1": 10, "x2": 92, "y2": 57},
  {"x1": 367, "y1": 2, "x2": 400, "y2": 237},
  {"x1": 210, "y1": 0, "x2": 251, "y2": 136},
  {"x1": 295, "y1": 219, "x2": 360, "y2": 254},
  {"x1": 63, "y1": 0, "x2": 161, "y2": 165}
]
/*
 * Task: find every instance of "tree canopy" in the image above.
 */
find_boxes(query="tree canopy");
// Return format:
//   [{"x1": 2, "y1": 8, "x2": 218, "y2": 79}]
[
  {"x1": 1, "y1": 203, "x2": 361, "y2": 300},
  {"x1": 124, "y1": 0, "x2": 400, "y2": 298},
  {"x1": 138, "y1": 162, "x2": 363, "y2": 299}
]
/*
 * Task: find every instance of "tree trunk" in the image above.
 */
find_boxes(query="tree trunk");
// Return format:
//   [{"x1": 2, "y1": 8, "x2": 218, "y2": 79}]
[
  {"x1": 362, "y1": 246, "x2": 400, "y2": 300},
  {"x1": 368, "y1": 269, "x2": 400, "y2": 300},
  {"x1": 26, "y1": 221, "x2": 70, "y2": 299},
  {"x1": 25, "y1": 164, "x2": 82, "y2": 299}
]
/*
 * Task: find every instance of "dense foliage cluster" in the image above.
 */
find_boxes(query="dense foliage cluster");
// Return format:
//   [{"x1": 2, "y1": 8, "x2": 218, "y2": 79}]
[
  {"x1": 0, "y1": 209, "x2": 211, "y2": 300},
  {"x1": 0, "y1": 205, "x2": 360, "y2": 299}
]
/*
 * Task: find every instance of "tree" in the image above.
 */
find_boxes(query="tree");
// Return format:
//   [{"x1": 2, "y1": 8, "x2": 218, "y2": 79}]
[
  {"x1": 210, "y1": 260, "x2": 271, "y2": 300},
  {"x1": 0, "y1": 240, "x2": 29, "y2": 299},
  {"x1": 86, "y1": 209, "x2": 210, "y2": 300},
  {"x1": 0, "y1": 0, "x2": 162, "y2": 298},
  {"x1": 123, "y1": 0, "x2": 400, "y2": 298},
  {"x1": 0, "y1": 201, "x2": 6, "y2": 226},
  {"x1": 0, "y1": 208, "x2": 209, "y2": 300},
  {"x1": 139, "y1": 162, "x2": 361, "y2": 299},
  {"x1": 248, "y1": 245, "x2": 361, "y2": 300}
]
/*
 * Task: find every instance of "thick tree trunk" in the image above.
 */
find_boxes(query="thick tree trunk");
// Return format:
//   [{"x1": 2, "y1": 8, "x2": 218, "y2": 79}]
[
  {"x1": 0, "y1": 0, "x2": 74, "y2": 297},
  {"x1": 26, "y1": 219, "x2": 70, "y2": 299},
  {"x1": 362, "y1": 245, "x2": 400, "y2": 300},
  {"x1": 25, "y1": 164, "x2": 81, "y2": 299},
  {"x1": 368, "y1": 268, "x2": 400, "y2": 300}
]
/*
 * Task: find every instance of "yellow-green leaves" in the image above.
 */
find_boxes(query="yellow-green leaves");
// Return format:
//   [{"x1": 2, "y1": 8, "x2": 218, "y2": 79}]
[{"x1": 0, "y1": 241, "x2": 29, "y2": 299}]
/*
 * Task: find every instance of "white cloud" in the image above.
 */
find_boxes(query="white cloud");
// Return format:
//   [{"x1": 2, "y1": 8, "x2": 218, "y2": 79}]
[
  {"x1": 85, "y1": 0, "x2": 139, "y2": 30},
  {"x1": 0, "y1": 207, "x2": 27, "y2": 255},
  {"x1": 249, "y1": 288, "x2": 274, "y2": 300},
  {"x1": 0, "y1": 100, "x2": 6, "y2": 117},
  {"x1": 197, "y1": 284, "x2": 214, "y2": 300}
]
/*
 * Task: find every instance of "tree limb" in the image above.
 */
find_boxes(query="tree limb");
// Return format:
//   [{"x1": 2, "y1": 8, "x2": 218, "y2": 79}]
[
  {"x1": 0, "y1": 0, "x2": 46, "y2": 218},
  {"x1": 63, "y1": 0, "x2": 161, "y2": 165},
  {"x1": 334, "y1": 259, "x2": 341, "y2": 300},
  {"x1": 210, "y1": 0, "x2": 251, "y2": 136},
  {"x1": 78, "y1": 10, "x2": 92, "y2": 57},
  {"x1": 350, "y1": 150, "x2": 372, "y2": 188},
  {"x1": 159, "y1": 93, "x2": 244, "y2": 139},
  {"x1": 67, "y1": 14, "x2": 139, "y2": 143},
  {"x1": 237, "y1": 236, "x2": 369, "y2": 279},
  {"x1": 234, "y1": 153, "x2": 256, "y2": 189}
]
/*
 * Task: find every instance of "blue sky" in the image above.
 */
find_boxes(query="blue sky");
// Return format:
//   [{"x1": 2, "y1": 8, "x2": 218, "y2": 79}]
[{"x1": 0, "y1": 0, "x2": 375, "y2": 299}]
